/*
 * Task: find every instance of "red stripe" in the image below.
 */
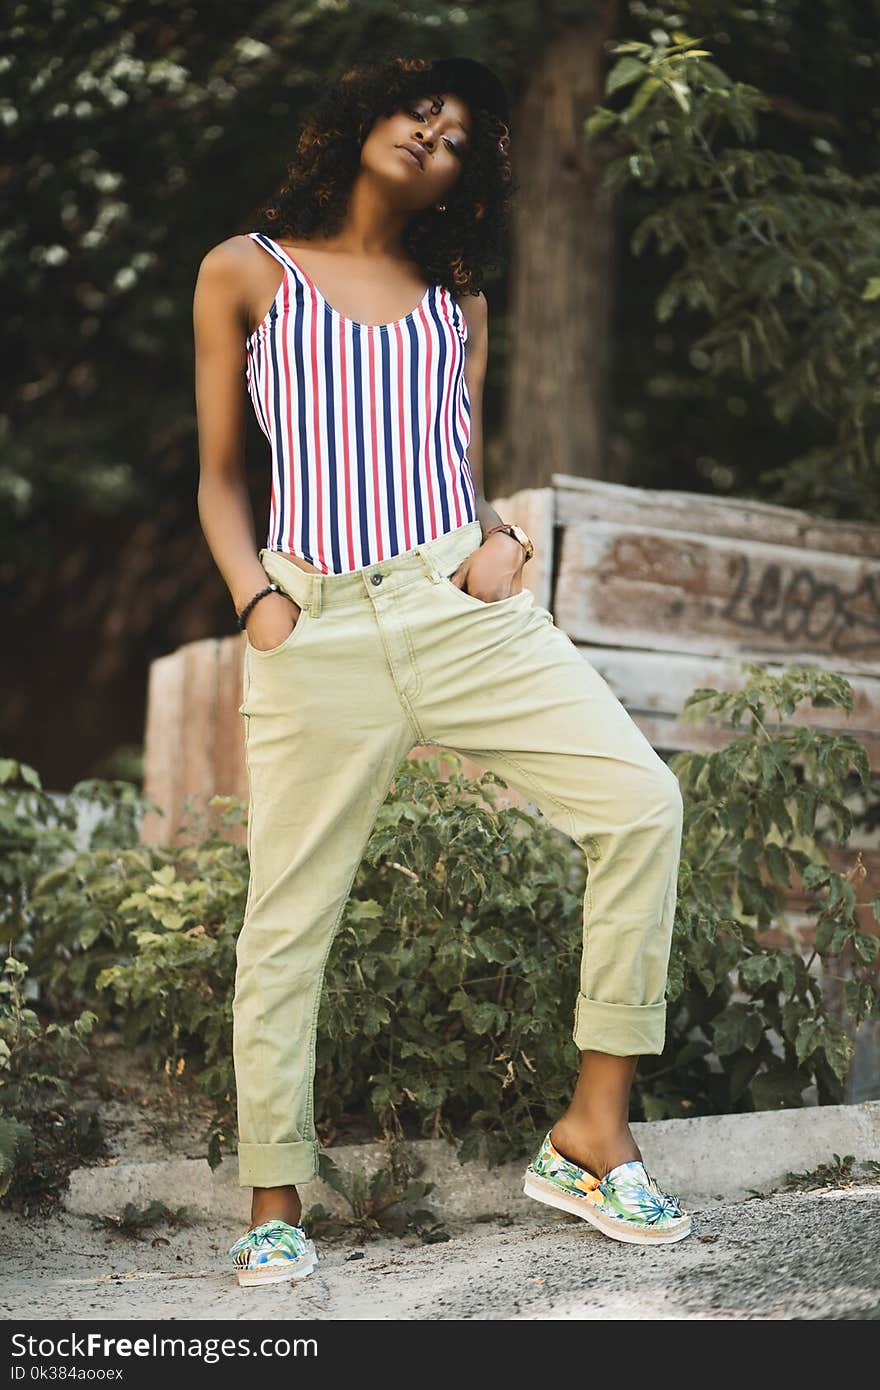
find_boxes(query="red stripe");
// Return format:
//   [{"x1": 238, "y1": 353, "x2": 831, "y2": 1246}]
[
  {"x1": 339, "y1": 318, "x2": 355, "y2": 570},
  {"x1": 278, "y1": 273, "x2": 297, "y2": 553},
  {"x1": 394, "y1": 321, "x2": 411, "y2": 552},
  {"x1": 418, "y1": 305, "x2": 438, "y2": 538},
  {"x1": 367, "y1": 330, "x2": 384, "y2": 561}
]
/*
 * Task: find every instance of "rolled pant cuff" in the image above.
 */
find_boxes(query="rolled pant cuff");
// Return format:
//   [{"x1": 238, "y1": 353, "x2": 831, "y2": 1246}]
[
  {"x1": 573, "y1": 991, "x2": 667, "y2": 1056},
  {"x1": 237, "y1": 1140, "x2": 320, "y2": 1188}
]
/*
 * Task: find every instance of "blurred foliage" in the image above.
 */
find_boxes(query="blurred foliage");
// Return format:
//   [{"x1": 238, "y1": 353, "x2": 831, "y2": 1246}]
[
  {"x1": 3, "y1": 1, "x2": 880, "y2": 567},
  {"x1": 0, "y1": 0, "x2": 536, "y2": 561},
  {"x1": 608, "y1": 3, "x2": 880, "y2": 509},
  {"x1": 590, "y1": 22, "x2": 880, "y2": 517}
]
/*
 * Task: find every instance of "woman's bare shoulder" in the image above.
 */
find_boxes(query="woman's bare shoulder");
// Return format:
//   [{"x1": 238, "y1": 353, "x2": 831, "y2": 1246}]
[
  {"x1": 196, "y1": 234, "x2": 260, "y2": 283},
  {"x1": 454, "y1": 287, "x2": 488, "y2": 336}
]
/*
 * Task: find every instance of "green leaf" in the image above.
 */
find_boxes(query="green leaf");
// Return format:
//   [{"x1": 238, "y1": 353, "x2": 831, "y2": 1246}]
[
  {"x1": 822, "y1": 1023, "x2": 854, "y2": 1083},
  {"x1": 606, "y1": 57, "x2": 647, "y2": 95},
  {"x1": 739, "y1": 954, "x2": 780, "y2": 989},
  {"x1": 584, "y1": 107, "x2": 618, "y2": 141},
  {"x1": 853, "y1": 933, "x2": 880, "y2": 964},
  {"x1": 625, "y1": 77, "x2": 663, "y2": 122},
  {"x1": 795, "y1": 1017, "x2": 825, "y2": 1064},
  {"x1": 712, "y1": 1004, "x2": 762, "y2": 1056},
  {"x1": 763, "y1": 844, "x2": 791, "y2": 887}
]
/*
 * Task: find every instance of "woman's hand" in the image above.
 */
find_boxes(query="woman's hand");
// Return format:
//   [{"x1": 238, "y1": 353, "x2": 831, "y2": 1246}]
[
  {"x1": 244, "y1": 590, "x2": 303, "y2": 650},
  {"x1": 448, "y1": 530, "x2": 526, "y2": 602}
]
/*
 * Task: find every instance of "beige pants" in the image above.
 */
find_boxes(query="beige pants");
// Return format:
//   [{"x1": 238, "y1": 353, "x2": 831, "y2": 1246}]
[{"x1": 234, "y1": 518, "x2": 683, "y2": 1188}]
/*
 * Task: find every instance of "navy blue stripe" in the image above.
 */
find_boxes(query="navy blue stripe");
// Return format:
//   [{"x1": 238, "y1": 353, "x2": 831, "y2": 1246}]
[
  {"x1": 406, "y1": 317, "x2": 425, "y2": 544},
  {"x1": 351, "y1": 328, "x2": 371, "y2": 565},
  {"x1": 379, "y1": 326, "x2": 399, "y2": 556}
]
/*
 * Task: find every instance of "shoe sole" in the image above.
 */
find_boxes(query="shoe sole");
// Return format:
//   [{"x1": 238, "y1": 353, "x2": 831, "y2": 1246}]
[
  {"x1": 234, "y1": 1246, "x2": 318, "y2": 1287},
  {"x1": 523, "y1": 1171, "x2": 692, "y2": 1246}
]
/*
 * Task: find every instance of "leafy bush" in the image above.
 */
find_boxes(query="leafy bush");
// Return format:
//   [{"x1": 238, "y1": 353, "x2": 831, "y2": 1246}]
[
  {"x1": 0, "y1": 756, "x2": 153, "y2": 1012},
  {"x1": 660, "y1": 662, "x2": 880, "y2": 1118},
  {"x1": 5, "y1": 663, "x2": 879, "y2": 1174},
  {"x1": 587, "y1": 31, "x2": 880, "y2": 519},
  {"x1": 0, "y1": 953, "x2": 102, "y2": 1201}
]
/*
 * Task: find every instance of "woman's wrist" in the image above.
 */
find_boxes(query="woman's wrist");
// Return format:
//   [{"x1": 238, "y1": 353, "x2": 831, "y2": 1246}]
[
  {"x1": 232, "y1": 564, "x2": 274, "y2": 614},
  {"x1": 483, "y1": 523, "x2": 534, "y2": 563},
  {"x1": 484, "y1": 528, "x2": 526, "y2": 567}
]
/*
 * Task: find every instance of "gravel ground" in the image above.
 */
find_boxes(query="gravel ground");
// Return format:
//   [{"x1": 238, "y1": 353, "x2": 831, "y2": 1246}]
[{"x1": 2, "y1": 1182, "x2": 878, "y2": 1321}]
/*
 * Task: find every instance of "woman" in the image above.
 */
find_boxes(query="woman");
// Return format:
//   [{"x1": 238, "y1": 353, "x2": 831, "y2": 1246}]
[{"x1": 193, "y1": 54, "x2": 691, "y2": 1288}]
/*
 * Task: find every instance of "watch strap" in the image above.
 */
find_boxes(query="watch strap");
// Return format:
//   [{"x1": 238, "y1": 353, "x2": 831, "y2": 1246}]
[{"x1": 484, "y1": 523, "x2": 534, "y2": 560}]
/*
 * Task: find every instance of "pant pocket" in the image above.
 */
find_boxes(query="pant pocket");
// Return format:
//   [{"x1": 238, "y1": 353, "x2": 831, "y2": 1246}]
[
  {"x1": 245, "y1": 606, "x2": 311, "y2": 659},
  {"x1": 440, "y1": 574, "x2": 531, "y2": 610}
]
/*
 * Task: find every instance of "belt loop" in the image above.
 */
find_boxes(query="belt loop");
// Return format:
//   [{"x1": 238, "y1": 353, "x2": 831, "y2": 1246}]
[
  {"x1": 417, "y1": 543, "x2": 442, "y2": 583},
  {"x1": 310, "y1": 573, "x2": 323, "y2": 617}
]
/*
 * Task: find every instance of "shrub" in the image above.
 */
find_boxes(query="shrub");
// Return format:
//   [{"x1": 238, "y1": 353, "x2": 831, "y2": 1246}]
[
  {"x1": 658, "y1": 662, "x2": 879, "y2": 1117},
  {"x1": 0, "y1": 952, "x2": 102, "y2": 1201},
  {"x1": 6, "y1": 663, "x2": 879, "y2": 1173}
]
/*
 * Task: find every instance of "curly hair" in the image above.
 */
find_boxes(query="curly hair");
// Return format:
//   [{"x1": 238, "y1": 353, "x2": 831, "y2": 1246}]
[{"x1": 251, "y1": 56, "x2": 515, "y2": 300}]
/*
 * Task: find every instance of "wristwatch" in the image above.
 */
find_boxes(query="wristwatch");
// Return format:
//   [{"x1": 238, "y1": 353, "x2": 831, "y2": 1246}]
[{"x1": 484, "y1": 522, "x2": 535, "y2": 562}]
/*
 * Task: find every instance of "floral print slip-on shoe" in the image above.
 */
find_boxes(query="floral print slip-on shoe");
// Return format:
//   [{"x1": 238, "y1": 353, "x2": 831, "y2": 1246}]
[
  {"x1": 228, "y1": 1219, "x2": 318, "y2": 1287},
  {"x1": 523, "y1": 1130, "x2": 692, "y2": 1246}
]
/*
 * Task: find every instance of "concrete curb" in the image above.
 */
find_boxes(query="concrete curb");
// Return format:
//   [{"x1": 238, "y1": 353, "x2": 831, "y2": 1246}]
[{"x1": 64, "y1": 1100, "x2": 880, "y2": 1224}]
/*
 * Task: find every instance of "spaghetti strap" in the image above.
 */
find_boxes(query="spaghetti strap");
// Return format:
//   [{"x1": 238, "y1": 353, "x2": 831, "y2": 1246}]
[{"x1": 248, "y1": 231, "x2": 300, "y2": 274}]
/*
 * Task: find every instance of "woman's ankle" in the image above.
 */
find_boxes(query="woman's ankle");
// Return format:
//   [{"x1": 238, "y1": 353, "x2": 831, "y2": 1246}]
[
  {"x1": 249, "y1": 1184, "x2": 302, "y2": 1229},
  {"x1": 549, "y1": 1117, "x2": 642, "y2": 1179}
]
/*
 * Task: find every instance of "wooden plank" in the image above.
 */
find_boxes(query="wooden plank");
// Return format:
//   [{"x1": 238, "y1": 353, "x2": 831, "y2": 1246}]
[
  {"x1": 488, "y1": 486, "x2": 555, "y2": 610},
  {"x1": 216, "y1": 635, "x2": 249, "y2": 820},
  {"x1": 140, "y1": 648, "x2": 186, "y2": 845},
  {"x1": 554, "y1": 520, "x2": 880, "y2": 674},
  {"x1": 178, "y1": 639, "x2": 220, "y2": 838},
  {"x1": 552, "y1": 473, "x2": 880, "y2": 560},
  {"x1": 574, "y1": 647, "x2": 880, "y2": 771},
  {"x1": 141, "y1": 637, "x2": 250, "y2": 847}
]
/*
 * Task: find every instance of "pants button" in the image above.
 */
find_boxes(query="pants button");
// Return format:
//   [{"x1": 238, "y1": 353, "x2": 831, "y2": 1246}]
[{"x1": 371, "y1": 572, "x2": 383, "y2": 585}]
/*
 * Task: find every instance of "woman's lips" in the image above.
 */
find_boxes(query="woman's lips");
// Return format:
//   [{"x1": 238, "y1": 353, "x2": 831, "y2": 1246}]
[{"x1": 397, "y1": 145, "x2": 424, "y2": 170}]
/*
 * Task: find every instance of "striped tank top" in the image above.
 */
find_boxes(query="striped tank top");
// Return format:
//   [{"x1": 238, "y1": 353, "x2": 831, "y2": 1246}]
[{"x1": 245, "y1": 232, "x2": 478, "y2": 574}]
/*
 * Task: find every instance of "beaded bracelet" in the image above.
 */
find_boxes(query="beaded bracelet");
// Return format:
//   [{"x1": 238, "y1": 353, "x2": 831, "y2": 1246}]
[{"x1": 236, "y1": 582, "x2": 280, "y2": 631}]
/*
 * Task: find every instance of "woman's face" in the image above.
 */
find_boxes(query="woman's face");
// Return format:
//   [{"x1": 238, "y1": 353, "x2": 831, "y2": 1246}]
[{"x1": 362, "y1": 89, "x2": 472, "y2": 209}]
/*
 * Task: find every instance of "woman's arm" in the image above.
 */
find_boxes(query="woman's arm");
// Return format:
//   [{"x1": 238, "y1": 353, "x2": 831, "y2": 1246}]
[
  {"x1": 193, "y1": 238, "x2": 300, "y2": 644},
  {"x1": 454, "y1": 290, "x2": 526, "y2": 599}
]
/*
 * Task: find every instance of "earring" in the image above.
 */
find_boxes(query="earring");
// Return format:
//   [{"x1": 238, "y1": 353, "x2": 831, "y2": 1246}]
[{"x1": 436, "y1": 203, "x2": 446, "y2": 212}]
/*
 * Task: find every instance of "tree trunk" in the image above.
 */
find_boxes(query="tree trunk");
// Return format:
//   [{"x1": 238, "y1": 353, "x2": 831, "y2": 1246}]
[{"x1": 502, "y1": 5, "x2": 618, "y2": 494}]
